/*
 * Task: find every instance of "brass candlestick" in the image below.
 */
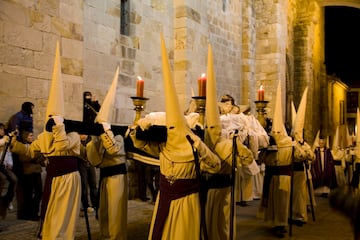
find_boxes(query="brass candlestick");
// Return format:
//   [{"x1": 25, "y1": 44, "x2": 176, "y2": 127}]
[
  {"x1": 254, "y1": 100, "x2": 269, "y2": 129},
  {"x1": 192, "y1": 96, "x2": 206, "y2": 126},
  {"x1": 131, "y1": 96, "x2": 149, "y2": 124}
]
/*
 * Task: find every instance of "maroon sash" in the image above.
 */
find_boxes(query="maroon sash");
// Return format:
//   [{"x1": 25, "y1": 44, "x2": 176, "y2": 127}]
[
  {"x1": 40, "y1": 156, "x2": 79, "y2": 221},
  {"x1": 262, "y1": 165, "x2": 291, "y2": 207},
  {"x1": 152, "y1": 174, "x2": 199, "y2": 240}
]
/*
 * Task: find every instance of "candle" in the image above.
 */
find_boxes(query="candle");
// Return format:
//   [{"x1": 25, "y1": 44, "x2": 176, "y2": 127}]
[
  {"x1": 198, "y1": 73, "x2": 206, "y2": 97},
  {"x1": 136, "y1": 76, "x2": 144, "y2": 97},
  {"x1": 258, "y1": 84, "x2": 264, "y2": 101}
]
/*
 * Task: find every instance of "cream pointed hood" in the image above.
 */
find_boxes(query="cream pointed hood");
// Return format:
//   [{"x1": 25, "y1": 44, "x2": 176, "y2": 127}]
[
  {"x1": 95, "y1": 66, "x2": 119, "y2": 124},
  {"x1": 294, "y1": 87, "x2": 308, "y2": 143},
  {"x1": 345, "y1": 124, "x2": 352, "y2": 147},
  {"x1": 160, "y1": 33, "x2": 194, "y2": 162},
  {"x1": 204, "y1": 43, "x2": 221, "y2": 149},
  {"x1": 332, "y1": 126, "x2": 340, "y2": 151},
  {"x1": 312, "y1": 130, "x2": 320, "y2": 151},
  {"x1": 291, "y1": 100, "x2": 296, "y2": 131},
  {"x1": 45, "y1": 41, "x2": 65, "y2": 124},
  {"x1": 271, "y1": 81, "x2": 291, "y2": 147}
]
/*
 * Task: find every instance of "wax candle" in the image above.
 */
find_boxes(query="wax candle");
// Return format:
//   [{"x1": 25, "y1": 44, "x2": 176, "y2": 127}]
[
  {"x1": 258, "y1": 84, "x2": 264, "y2": 101},
  {"x1": 136, "y1": 76, "x2": 144, "y2": 97},
  {"x1": 198, "y1": 73, "x2": 206, "y2": 97}
]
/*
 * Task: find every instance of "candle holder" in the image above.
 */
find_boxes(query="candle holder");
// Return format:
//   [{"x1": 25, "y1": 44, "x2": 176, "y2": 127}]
[
  {"x1": 254, "y1": 100, "x2": 269, "y2": 128},
  {"x1": 131, "y1": 96, "x2": 149, "y2": 124},
  {"x1": 192, "y1": 96, "x2": 206, "y2": 126}
]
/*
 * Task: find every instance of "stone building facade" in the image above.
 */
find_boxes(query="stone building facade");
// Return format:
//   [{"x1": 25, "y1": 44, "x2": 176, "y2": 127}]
[
  {"x1": 0, "y1": 0, "x2": 360, "y2": 141},
  {"x1": 0, "y1": 0, "x2": 359, "y2": 144}
]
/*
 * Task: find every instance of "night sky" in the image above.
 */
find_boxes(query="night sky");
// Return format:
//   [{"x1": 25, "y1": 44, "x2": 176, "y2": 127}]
[{"x1": 325, "y1": 6, "x2": 360, "y2": 87}]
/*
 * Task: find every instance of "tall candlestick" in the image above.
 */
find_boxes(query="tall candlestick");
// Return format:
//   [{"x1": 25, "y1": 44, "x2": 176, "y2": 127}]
[
  {"x1": 258, "y1": 84, "x2": 264, "y2": 101},
  {"x1": 198, "y1": 73, "x2": 206, "y2": 97},
  {"x1": 136, "y1": 76, "x2": 144, "y2": 97}
]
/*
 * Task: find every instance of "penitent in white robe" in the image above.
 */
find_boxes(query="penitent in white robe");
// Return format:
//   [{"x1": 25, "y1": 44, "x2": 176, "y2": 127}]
[{"x1": 87, "y1": 130, "x2": 127, "y2": 240}]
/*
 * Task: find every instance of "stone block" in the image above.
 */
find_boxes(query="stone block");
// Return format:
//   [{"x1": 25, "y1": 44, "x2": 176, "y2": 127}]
[
  {"x1": 0, "y1": 64, "x2": 50, "y2": 80},
  {"x1": 105, "y1": 5, "x2": 120, "y2": 18},
  {"x1": 4, "y1": 22, "x2": 42, "y2": 51},
  {"x1": 95, "y1": 37, "x2": 111, "y2": 54},
  {"x1": 42, "y1": 33, "x2": 59, "y2": 55},
  {"x1": 0, "y1": 1, "x2": 30, "y2": 27},
  {"x1": 34, "y1": 52, "x2": 54, "y2": 71},
  {"x1": 61, "y1": 57, "x2": 83, "y2": 76},
  {"x1": 51, "y1": 17, "x2": 83, "y2": 41},
  {"x1": 121, "y1": 60, "x2": 135, "y2": 75},
  {"x1": 174, "y1": 60, "x2": 191, "y2": 71},
  {"x1": 59, "y1": 2, "x2": 83, "y2": 25},
  {"x1": 27, "y1": 77, "x2": 49, "y2": 99},
  {"x1": 62, "y1": 38, "x2": 83, "y2": 60},
  {"x1": 0, "y1": 44, "x2": 34, "y2": 68},
  {"x1": 130, "y1": 11, "x2": 142, "y2": 24},
  {"x1": 30, "y1": 10, "x2": 52, "y2": 32},
  {"x1": 85, "y1": 0, "x2": 105, "y2": 12},
  {"x1": 0, "y1": 72, "x2": 27, "y2": 97},
  {"x1": 37, "y1": 0, "x2": 59, "y2": 17},
  {"x1": 150, "y1": 0, "x2": 165, "y2": 11},
  {"x1": 97, "y1": 24, "x2": 116, "y2": 41}
]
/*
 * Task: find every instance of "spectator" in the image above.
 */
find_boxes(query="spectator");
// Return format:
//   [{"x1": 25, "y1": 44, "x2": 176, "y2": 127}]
[
  {"x1": 10, "y1": 131, "x2": 43, "y2": 221},
  {"x1": 83, "y1": 91, "x2": 101, "y2": 123},
  {"x1": 7, "y1": 102, "x2": 34, "y2": 141},
  {"x1": 0, "y1": 123, "x2": 17, "y2": 219},
  {"x1": 6, "y1": 101, "x2": 35, "y2": 214}
]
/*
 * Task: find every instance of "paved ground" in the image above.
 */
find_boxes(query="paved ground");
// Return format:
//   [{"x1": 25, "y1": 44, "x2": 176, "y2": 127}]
[{"x1": 0, "y1": 196, "x2": 355, "y2": 240}]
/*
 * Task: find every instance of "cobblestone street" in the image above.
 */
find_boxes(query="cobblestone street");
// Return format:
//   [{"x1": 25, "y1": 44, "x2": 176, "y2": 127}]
[{"x1": 0, "y1": 195, "x2": 355, "y2": 240}]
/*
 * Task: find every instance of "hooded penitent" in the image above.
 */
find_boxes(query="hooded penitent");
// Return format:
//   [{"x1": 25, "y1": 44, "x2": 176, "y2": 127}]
[
  {"x1": 293, "y1": 87, "x2": 308, "y2": 143},
  {"x1": 95, "y1": 66, "x2": 119, "y2": 124},
  {"x1": 160, "y1": 33, "x2": 194, "y2": 162},
  {"x1": 45, "y1": 41, "x2": 65, "y2": 124},
  {"x1": 271, "y1": 81, "x2": 292, "y2": 147},
  {"x1": 204, "y1": 43, "x2": 222, "y2": 150}
]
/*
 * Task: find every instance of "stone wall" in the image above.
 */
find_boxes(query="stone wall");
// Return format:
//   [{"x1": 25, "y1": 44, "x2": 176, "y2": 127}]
[
  {"x1": 0, "y1": 0, "x2": 84, "y2": 136},
  {"x1": 0, "y1": 0, "x2": 355, "y2": 148}
]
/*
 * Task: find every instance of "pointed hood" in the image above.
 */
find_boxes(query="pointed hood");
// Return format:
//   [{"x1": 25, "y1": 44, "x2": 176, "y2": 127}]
[
  {"x1": 312, "y1": 130, "x2": 320, "y2": 151},
  {"x1": 160, "y1": 33, "x2": 193, "y2": 162},
  {"x1": 271, "y1": 81, "x2": 291, "y2": 147},
  {"x1": 204, "y1": 43, "x2": 221, "y2": 149},
  {"x1": 294, "y1": 87, "x2": 308, "y2": 143},
  {"x1": 45, "y1": 41, "x2": 64, "y2": 124},
  {"x1": 95, "y1": 66, "x2": 119, "y2": 124},
  {"x1": 332, "y1": 126, "x2": 340, "y2": 151},
  {"x1": 291, "y1": 100, "x2": 296, "y2": 131},
  {"x1": 345, "y1": 124, "x2": 353, "y2": 147}
]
